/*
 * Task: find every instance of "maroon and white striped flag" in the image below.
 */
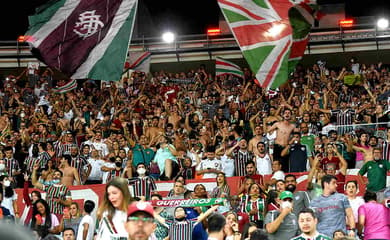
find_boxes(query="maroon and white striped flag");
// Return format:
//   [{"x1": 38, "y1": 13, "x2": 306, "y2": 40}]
[
  {"x1": 216, "y1": 57, "x2": 244, "y2": 78},
  {"x1": 26, "y1": 0, "x2": 138, "y2": 81},
  {"x1": 125, "y1": 51, "x2": 151, "y2": 73}
]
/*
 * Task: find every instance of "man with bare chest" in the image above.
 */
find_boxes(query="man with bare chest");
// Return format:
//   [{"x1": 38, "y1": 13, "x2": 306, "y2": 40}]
[
  {"x1": 249, "y1": 125, "x2": 267, "y2": 155},
  {"x1": 60, "y1": 155, "x2": 81, "y2": 186},
  {"x1": 145, "y1": 116, "x2": 164, "y2": 141},
  {"x1": 268, "y1": 109, "x2": 296, "y2": 172}
]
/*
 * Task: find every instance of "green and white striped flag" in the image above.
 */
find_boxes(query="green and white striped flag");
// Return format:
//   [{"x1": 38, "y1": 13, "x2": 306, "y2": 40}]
[
  {"x1": 216, "y1": 57, "x2": 244, "y2": 79},
  {"x1": 217, "y1": 0, "x2": 319, "y2": 90},
  {"x1": 26, "y1": 0, "x2": 138, "y2": 81},
  {"x1": 53, "y1": 79, "x2": 77, "y2": 93}
]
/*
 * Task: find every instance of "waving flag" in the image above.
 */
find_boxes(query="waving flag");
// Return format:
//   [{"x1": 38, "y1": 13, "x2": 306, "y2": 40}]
[
  {"x1": 217, "y1": 0, "x2": 319, "y2": 89},
  {"x1": 26, "y1": 0, "x2": 138, "y2": 81},
  {"x1": 53, "y1": 79, "x2": 77, "y2": 93},
  {"x1": 216, "y1": 57, "x2": 244, "y2": 78},
  {"x1": 125, "y1": 51, "x2": 151, "y2": 73}
]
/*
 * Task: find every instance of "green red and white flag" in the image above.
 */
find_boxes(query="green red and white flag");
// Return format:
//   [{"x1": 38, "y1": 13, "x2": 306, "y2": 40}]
[
  {"x1": 217, "y1": 0, "x2": 319, "y2": 90},
  {"x1": 25, "y1": 0, "x2": 138, "y2": 81},
  {"x1": 124, "y1": 51, "x2": 151, "y2": 73},
  {"x1": 216, "y1": 57, "x2": 244, "y2": 78},
  {"x1": 53, "y1": 79, "x2": 77, "y2": 93}
]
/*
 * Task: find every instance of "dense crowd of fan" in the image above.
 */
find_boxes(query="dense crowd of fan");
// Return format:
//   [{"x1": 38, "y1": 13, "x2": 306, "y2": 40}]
[{"x1": 0, "y1": 58, "x2": 389, "y2": 240}]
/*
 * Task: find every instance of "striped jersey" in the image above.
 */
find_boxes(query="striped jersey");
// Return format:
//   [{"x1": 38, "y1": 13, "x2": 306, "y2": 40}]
[
  {"x1": 44, "y1": 184, "x2": 71, "y2": 214},
  {"x1": 290, "y1": 232, "x2": 331, "y2": 240},
  {"x1": 56, "y1": 142, "x2": 76, "y2": 158},
  {"x1": 166, "y1": 219, "x2": 198, "y2": 240},
  {"x1": 128, "y1": 176, "x2": 156, "y2": 200},
  {"x1": 331, "y1": 109, "x2": 356, "y2": 134},
  {"x1": 71, "y1": 155, "x2": 90, "y2": 179},
  {"x1": 210, "y1": 184, "x2": 230, "y2": 198},
  {"x1": 4, "y1": 158, "x2": 20, "y2": 177},
  {"x1": 38, "y1": 151, "x2": 51, "y2": 169},
  {"x1": 233, "y1": 150, "x2": 253, "y2": 176},
  {"x1": 241, "y1": 195, "x2": 265, "y2": 222},
  {"x1": 24, "y1": 156, "x2": 40, "y2": 173}
]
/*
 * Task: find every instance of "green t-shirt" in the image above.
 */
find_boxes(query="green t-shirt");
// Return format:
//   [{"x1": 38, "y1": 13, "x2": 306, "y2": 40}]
[
  {"x1": 132, "y1": 144, "x2": 155, "y2": 167},
  {"x1": 358, "y1": 159, "x2": 390, "y2": 192},
  {"x1": 290, "y1": 232, "x2": 331, "y2": 240}
]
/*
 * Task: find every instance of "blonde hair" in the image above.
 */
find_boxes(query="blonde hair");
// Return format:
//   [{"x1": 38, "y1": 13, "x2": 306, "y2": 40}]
[{"x1": 97, "y1": 178, "x2": 133, "y2": 221}]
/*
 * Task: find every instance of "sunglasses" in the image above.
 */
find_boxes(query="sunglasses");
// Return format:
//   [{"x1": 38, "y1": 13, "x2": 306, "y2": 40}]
[{"x1": 127, "y1": 216, "x2": 154, "y2": 223}]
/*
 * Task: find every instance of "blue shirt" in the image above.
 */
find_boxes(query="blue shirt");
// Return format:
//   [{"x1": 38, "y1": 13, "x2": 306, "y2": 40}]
[{"x1": 310, "y1": 192, "x2": 350, "y2": 237}]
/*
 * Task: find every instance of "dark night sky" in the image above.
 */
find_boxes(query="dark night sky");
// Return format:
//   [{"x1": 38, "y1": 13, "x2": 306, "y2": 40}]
[{"x1": 0, "y1": 0, "x2": 389, "y2": 40}]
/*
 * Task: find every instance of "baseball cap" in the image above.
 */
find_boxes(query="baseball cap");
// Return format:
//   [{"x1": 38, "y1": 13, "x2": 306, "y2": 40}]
[
  {"x1": 279, "y1": 191, "x2": 294, "y2": 200},
  {"x1": 127, "y1": 201, "x2": 154, "y2": 218}
]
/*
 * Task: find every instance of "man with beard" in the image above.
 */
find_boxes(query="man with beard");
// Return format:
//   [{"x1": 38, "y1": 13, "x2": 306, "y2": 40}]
[
  {"x1": 290, "y1": 208, "x2": 331, "y2": 240},
  {"x1": 358, "y1": 147, "x2": 390, "y2": 192},
  {"x1": 249, "y1": 126, "x2": 267, "y2": 155},
  {"x1": 125, "y1": 201, "x2": 157, "y2": 240},
  {"x1": 285, "y1": 174, "x2": 311, "y2": 216},
  {"x1": 237, "y1": 160, "x2": 265, "y2": 194},
  {"x1": 268, "y1": 109, "x2": 297, "y2": 172},
  {"x1": 154, "y1": 205, "x2": 219, "y2": 240}
]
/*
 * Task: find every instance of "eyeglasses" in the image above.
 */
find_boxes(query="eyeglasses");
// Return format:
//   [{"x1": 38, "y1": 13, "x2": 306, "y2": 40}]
[{"x1": 127, "y1": 216, "x2": 154, "y2": 223}]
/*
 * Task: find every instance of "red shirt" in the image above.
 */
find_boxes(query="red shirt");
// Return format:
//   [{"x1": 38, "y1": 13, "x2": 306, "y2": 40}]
[
  {"x1": 321, "y1": 156, "x2": 340, "y2": 170},
  {"x1": 336, "y1": 172, "x2": 346, "y2": 193}
]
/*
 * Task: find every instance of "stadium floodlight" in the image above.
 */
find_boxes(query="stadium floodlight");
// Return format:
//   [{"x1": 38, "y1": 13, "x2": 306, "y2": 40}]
[
  {"x1": 377, "y1": 18, "x2": 389, "y2": 29},
  {"x1": 162, "y1": 32, "x2": 175, "y2": 43}
]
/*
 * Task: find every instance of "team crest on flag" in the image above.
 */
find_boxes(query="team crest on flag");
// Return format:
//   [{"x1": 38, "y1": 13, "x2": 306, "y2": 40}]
[
  {"x1": 26, "y1": 0, "x2": 138, "y2": 81},
  {"x1": 217, "y1": 0, "x2": 320, "y2": 90}
]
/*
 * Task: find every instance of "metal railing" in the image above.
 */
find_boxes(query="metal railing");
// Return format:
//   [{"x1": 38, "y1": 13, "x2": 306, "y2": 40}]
[{"x1": 1, "y1": 26, "x2": 390, "y2": 67}]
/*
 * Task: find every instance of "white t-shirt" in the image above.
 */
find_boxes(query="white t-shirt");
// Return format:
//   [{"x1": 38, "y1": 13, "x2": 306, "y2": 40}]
[
  {"x1": 196, "y1": 158, "x2": 222, "y2": 179},
  {"x1": 2, "y1": 191, "x2": 17, "y2": 216},
  {"x1": 87, "y1": 158, "x2": 105, "y2": 181},
  {"x1": 255, "y1": 154, "x2": 272, "y2": 175},
  {"x1": 97, "y1": 210, "x2": 127, "y2": 240},
  {"x1": 348, "y1": 196, "x2": 365, "y2": 222},
  {"x1": 102, "y1": 162, "x2": 115, "y2": 184},
  {"x1": 77, "y1": 215, "x2": 95, "y2": 240},
  {"x1": 220, "y1": 155, "x2": 234, "y2": 177},
  {"x1": 271, "y1": 170, "x2": 285, "y2": 181}
]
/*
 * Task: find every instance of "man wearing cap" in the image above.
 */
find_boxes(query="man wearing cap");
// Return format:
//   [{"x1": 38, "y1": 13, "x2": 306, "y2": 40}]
[
  {"x1": 125, "y1": 201, "x2": 157, "y2": 240},
  {"x1": 265, "y1": 191, "x2": 298, "y2": 240}
]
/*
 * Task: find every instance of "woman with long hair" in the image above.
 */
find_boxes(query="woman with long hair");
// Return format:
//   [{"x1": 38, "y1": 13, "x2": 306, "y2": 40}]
[
  {"x1": 30, "y1": 199, "x2": 60, "y2": 238},
  {"x1": 210, "y1": 172, "x2": 230, "y2": 198},
  {"x1": 21, "y1": 173, "x2": 42, "y2": 226},
  {"x1": 224, "y1": 211, "x2": 241, "y2": 240},
  {"x1": 241, "y1": 183, "x2": 266, "y2": 228},
  {"x1": 60, "y1": 202, "x2": 82, "y2": 236},
  {"x1": 97, "y1": 177, "x2": 133, "y2": 239},
  {"x1": 353, "y1": 133, "x2": 370, "y2": 169},
  {"x1": 0, "y1": 175, "x2": 18, "y2": 218}
]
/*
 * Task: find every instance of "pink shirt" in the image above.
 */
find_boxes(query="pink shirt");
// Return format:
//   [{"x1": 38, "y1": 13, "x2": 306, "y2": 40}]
[{"x1": 358, "y1": 202, "x2": 390, "y2": 240}]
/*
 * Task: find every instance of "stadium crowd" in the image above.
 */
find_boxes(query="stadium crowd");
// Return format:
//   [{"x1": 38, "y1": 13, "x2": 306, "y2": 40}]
[{"x1": 0, "y1": 58, "x2": 389, "y2": 240}]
